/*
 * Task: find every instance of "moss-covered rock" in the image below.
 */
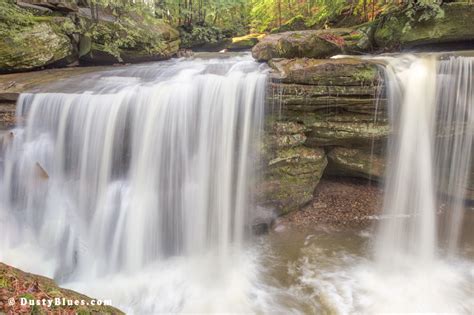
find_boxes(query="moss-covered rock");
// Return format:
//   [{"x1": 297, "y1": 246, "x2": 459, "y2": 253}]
[
  {"x1": 258, "y1": 118, "x2": 328, "y2": 215},
  {"x1": 326, "y1": 147, "x2": 385, "y2": 180},
  {"x1": 0, "y1": 262, "x2": 123, "y2": 314},
  {"x1": 257, "y1": 146, "x2": 328, "y2": 215},
  {"x1": 374, "y1": 3, "x2": 474, "y2": 50},
  {"x1": 252, "y1": 28, "x2": 369, "y2": 61},
  {"x1": 0, "y1": 1, "x2": 76, "y2": 73}
]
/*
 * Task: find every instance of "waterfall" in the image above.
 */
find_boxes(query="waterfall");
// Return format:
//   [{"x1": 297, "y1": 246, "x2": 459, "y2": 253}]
[
  {"x1": 0, "y1": 55, "x2": 267, "y2": 285},
  {"x1": 376, "y1": 55, "x2": 473, "y2": 264}
]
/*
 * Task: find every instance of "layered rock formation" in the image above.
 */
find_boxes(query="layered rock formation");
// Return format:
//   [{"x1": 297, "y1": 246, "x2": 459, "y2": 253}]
[{"x1": 259, "y1": 58, "x2": 388, "y2": 215}]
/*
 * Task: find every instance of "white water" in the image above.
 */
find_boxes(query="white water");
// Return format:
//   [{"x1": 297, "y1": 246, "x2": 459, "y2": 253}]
[{"x1": 0, "y1": 54, "x2": 272, "y2": 313}]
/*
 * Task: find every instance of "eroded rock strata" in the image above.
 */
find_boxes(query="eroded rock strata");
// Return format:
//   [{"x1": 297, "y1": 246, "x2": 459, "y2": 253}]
[{"x1": 258, "y1": 58, "x2": 388, "y2": 215}]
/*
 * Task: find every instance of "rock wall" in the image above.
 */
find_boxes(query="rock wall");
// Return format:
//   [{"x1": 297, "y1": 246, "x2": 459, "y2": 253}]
[{"x1": 258, "y1": 58, "x2": 388, "y2": 215}]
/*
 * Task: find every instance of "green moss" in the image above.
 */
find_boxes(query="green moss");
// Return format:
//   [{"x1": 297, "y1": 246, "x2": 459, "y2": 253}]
[
  {"x1": 0, "y1": 276, "x2": 9, "y2": 288},
  {"x1": 374, "y1": 3, "x2": 474, "y2": 49}
]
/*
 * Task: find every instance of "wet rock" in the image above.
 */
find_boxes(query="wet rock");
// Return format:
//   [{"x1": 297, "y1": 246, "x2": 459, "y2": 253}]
[
  {"x1": 176, "y1": 49, "x2": 194, "y2": 58},
  {"x1": 326, "y1": 147, "x2": 386, "y2": 180},
  {"x1": 374, "y1": 3, "x2": 474, "y2": 50},
  {"x1": 250, "y1": 206, "x2": 276, "y2": 235},
  {"x1": 252, "y1": 29, "x2": 369, "y2": 61}
]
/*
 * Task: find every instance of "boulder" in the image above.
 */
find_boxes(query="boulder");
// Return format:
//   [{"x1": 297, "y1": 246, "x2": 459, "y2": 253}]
[
  {"x1": 327, "y1": 147, "x2": 386, "y2": 180},
  {"x1": 374, "y1": 3, "x2": 474, "y2": 50},
  {"x1": 252, "y1": 28, "x2": 369, "y2": 61},
  {"x1": 0, "y1": 21, "x2": 75, "y2": 73},
  {"x1": 257, "y1": 146, "x2": 328, "y2": 215},
  {"x1": 258, "y1": 119, "x2": 327, "y2": 215}
]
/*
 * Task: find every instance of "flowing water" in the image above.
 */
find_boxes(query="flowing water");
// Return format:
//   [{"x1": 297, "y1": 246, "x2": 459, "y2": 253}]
[{"x1": 0, "y1": 53, "x2": 473, "y2": 314}]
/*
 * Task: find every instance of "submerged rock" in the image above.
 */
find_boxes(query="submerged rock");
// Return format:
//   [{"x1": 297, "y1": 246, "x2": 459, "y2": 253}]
[
  {"x1": 374, "y1": 3, "x2": 474, "y2": 50},
  {"x1": 252, "y1": 28, "x2": 369, "y2": 61}
]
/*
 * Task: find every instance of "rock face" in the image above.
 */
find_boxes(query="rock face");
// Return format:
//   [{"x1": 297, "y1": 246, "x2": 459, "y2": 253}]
[
  {"x1": 258, "y1": 119, "x2": 328, "y2": 215},
  {"x1": 252, "y1": 28, "x2": 369, "y2": 61},
  {"x1": 259, "y1": 57, "x2": 387, "y2": 214},
  {"x1": 0, "y1": 22, "x2": 75, "y2": 73},
  {"x1": 0, "y1": 0, "x2": 180, "y2": 73},
  {"x1": 0, "y1": 1, "x2": 76, "y2": 73},
  {"x1": 374, "y1": 3, "x2": 474, "y2": 50}
]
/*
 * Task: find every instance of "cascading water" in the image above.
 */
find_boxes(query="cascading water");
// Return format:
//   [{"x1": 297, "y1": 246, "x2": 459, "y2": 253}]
[
  {"x1": 376, "y1": 55, "x2": 473, "y2": 263},
  {"x1": 0, "y1": 54, "x2": 269, "y2": 313}
]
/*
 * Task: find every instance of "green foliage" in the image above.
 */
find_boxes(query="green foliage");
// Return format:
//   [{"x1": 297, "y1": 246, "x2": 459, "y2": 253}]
[
  {"x1": 0, "y1": 0, "x2": 35, "y2": 35},
  {"x1": 180, "y1": 24, "x2": 225, "y2": 48},
  {"x1": 402, "y1": 0, "x2": 444, "y2": 32}
]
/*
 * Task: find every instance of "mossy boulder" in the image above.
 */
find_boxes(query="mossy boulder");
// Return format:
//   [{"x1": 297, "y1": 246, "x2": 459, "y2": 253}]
[
  {"x1": 0, "y1": 1, "x2": 75, "y2": 73},
  {"x1": 374, "y1": 3, "x2": 474, "y2": 50},
  {"x1": 252, "y1": 28, "x2": 369, "y2": 61},
  {"x1": 257, "y1": 146, "x2": 328, "y2": 215},
  {"x1": 258, "y1": 119, "x2": 327, "y2": 215}
]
